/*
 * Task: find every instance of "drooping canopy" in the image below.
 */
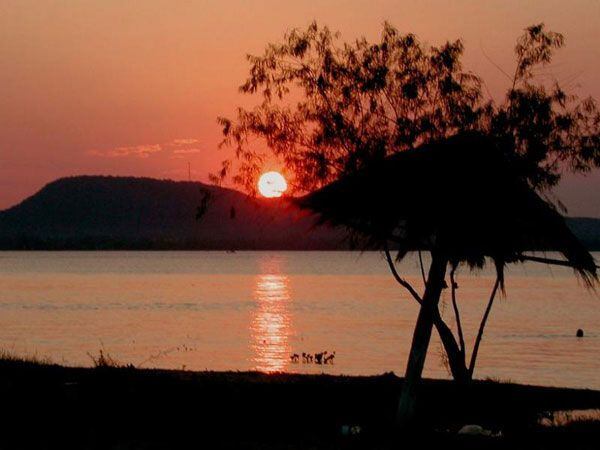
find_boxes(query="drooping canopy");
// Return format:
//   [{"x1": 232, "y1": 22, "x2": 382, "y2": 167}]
[{"x1": 296, "y1": 133, "x2": 597, "y2": 284}]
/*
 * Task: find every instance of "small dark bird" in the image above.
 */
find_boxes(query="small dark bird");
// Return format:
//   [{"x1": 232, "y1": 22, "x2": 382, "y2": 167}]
[
  {"x1": 314, "y1": 352, "x2": 324, "y2": 364},
  {"x1": 324, "y1": 351, "x2": 336, "y2": 364},
  {"x1": 576, "y1": 329, "x2": 584, "y2": 338},
  {"x1": 290, "y1": 353, "x2": 300, "y2": 363}
]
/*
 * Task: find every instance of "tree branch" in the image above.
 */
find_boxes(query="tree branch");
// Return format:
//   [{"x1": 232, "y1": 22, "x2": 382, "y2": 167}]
[
  {"x1": 383, "y1": 243, "x2": 423, "y2": 304},
  {"x1": 449, "y1": 266, "x2": 466, "y2": 355},
  {"x1": 519, "y1": 254, "x2": 600, "y2": 269},
  {"x1": 417, "y1": 250, "x2": 427, "y2": 285},
  {"x1": 468, "y1": 276, "x2": 501, "y2": 377}
]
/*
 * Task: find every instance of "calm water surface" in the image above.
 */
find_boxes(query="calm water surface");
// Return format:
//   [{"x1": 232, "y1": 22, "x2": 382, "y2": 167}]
[{"x1": 0, "y1": 251, "x2": 598, "y2": 388}]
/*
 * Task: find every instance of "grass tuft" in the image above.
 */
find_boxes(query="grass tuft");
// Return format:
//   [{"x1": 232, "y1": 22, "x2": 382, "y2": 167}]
[
  {"x1": 0, "y1": 348, "x2": 54, "y2": 365},
  {"x1": 86, "y1": 349, "x2": 132, "y2": 369}
]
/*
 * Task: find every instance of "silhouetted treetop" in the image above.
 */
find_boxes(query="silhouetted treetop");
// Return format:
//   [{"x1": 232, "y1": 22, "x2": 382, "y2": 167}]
[
  {"x1": 492, "y1": 24, "x2": 600, "y2": 190},
  {"x1": 297, "y1": 132, "x2": 597, "y2": 285},
  {"x1": 216, "y1": 22, "x2": 600, "y2": 198},
  {"x1": 216, "y1": 22, "x2": 484, "y2": 193}
]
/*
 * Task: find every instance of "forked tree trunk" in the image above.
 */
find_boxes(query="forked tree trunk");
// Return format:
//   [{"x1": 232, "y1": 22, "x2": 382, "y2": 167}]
[
  {"x1": 396, "y1": 252, "x2": 448, "y2": 428},
  {"x1": 383, "y1": 246, "x2": 469, "y2": 384}
]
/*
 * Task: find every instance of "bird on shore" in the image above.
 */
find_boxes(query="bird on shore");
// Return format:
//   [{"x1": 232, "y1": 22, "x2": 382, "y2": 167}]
[
  {"x1": 293, "y1": 350, "x2": 336, "y2": 364},
  {"x1": 324, "y1": 351, "x2": 336, "y2": 364},
  {"x1": 576, "y1": 329, "x2": 584, "y2": 338},
  {"x1": 314, "y1": 351, "x2": 328, "y2": 364}
]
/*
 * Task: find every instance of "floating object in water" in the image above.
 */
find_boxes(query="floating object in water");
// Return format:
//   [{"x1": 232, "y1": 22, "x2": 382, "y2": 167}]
[{"x1": 576, "y1": 328, "x2": 584, "y2": 338}]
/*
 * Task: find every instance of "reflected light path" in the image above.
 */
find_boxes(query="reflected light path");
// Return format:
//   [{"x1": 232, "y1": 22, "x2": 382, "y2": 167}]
[{"x1": 250, "y1": 269, "x2": 293, "y2": 372}]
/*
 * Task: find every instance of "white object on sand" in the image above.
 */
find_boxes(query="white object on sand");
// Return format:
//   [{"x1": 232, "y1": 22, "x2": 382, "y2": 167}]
[{"x1": 458, "y1": 424, "x2": 493, "y2": 436}]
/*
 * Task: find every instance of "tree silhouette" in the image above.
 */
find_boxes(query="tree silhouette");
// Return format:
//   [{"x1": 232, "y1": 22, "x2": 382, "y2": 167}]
[
  {"x1": 296, "y1": 131, "x2": 597, "y2": 426},
  {"x1": 216, "y1": 23, "x2": 599, "y2": 194},
  {"x1": 490, "y1": 24, "x2": 600, "y2": 191},
  {"x1": 215, "y1": 22, "x2": 484, "y2": 193},
  {"x1": 216, "y1": 22, "x2": 600, "y2": 426}
]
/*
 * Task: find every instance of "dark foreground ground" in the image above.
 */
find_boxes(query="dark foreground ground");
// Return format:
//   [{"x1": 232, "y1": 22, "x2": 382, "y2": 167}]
[{"x1": 0, "y1": 359, "x2": 599, "y2": 450}]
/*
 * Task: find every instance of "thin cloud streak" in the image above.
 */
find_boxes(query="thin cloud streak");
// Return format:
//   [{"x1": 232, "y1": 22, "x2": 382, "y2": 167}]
[
  {"x1": 88, "y1": 144, "x2": 162, "y2": 158},
  {"x1": 173, "y1": 148, "x2": 202, "y2": 154},
  {"x1": 88, "y1": 138, "x2": 201, "y2": 159},
  {"x1": 171, "y1": 138, "x2": 200, "y2": 146}
]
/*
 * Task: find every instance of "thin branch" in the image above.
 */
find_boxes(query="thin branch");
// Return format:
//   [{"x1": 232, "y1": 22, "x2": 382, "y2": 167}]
[
  {"x1": 519, "y1": 254, "x2": 600, "y2": 269},
  {"x1": 511, "y1": 52, "x2": 524, "y2": 93},
  {"x1": 449, "y1": 266, "x2": 466, "y2": 355},
  {"x1": 479, "y1": 40, "x2": 512, "y2": 82},
  {"x1": 480, "y1": 78, "x2": 496, "y2": 103},
  {"x1": 417, "y1": 250, "x2": 427, "y2": 285},
  {"x1": 468, "y1": 276, "x2": 501, "y2": 377},
  {"x1": 383, "y1": 243, "x2": 422, "y2": 304}
]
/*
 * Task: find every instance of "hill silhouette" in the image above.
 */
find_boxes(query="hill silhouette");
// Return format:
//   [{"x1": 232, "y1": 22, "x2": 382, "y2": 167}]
[
  {"x1": 0, "y1": 176, "x2": 345, "y2": 250},
  {"x1": 0, "y1": 175, "x2": 598, "y2": 250}
]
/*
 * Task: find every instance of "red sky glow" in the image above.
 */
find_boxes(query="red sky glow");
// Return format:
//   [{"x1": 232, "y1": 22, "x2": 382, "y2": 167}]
[{"x1": 1, "y1": 0, "x2": 599, "y2": 215}]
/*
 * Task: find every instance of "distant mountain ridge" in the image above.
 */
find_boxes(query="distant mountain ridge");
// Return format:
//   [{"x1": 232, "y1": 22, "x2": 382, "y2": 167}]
[
  {"x1": 0, "y1": 175, "x2": 599, "y2": 250},
  {"x1": 0, "y1": 176, "x2": 345, "y2": 250},
  {"x1": 563, "y1": 217, "x2": 600, "y2": 251}
]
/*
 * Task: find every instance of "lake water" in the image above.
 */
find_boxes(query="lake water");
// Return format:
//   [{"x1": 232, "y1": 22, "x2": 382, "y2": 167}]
[{"x1": 0, "y1": 251, "x2": 598, "y2": 389}]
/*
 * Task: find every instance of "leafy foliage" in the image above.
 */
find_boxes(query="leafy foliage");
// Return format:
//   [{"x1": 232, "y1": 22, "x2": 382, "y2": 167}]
[
  {"x1": 216, "y1": 22, "x2": 600, "y2": 198},
  {"x1": 492, "y1": 24, "x2": 600, "y2": 190},
  {"x1": 216, "y1": 22, "x2": 485, "y2": 194}
]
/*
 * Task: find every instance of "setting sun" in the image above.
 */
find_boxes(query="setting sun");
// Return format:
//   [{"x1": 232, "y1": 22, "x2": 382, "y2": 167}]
[{"x1": 258, "y1": 171, "x2": 287, "y2": 198}]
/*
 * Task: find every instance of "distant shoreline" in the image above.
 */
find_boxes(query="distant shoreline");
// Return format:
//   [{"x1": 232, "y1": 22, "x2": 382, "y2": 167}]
[
  {"x1": 2, "y1": 245, "x2": 600, "y2": 251},
  {"x1": 1, "y1": 176, "x2": 599, "y2": 252}
]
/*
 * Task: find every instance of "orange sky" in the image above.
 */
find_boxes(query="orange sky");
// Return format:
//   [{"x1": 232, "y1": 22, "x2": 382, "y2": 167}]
[{"x1": 1, "y1": 0, "x2": 599, "y2": 215}]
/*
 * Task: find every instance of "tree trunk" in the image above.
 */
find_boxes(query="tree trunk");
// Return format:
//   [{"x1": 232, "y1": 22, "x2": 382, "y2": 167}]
[
  {"x1": 396, "y1": 252, "x2": 448, "y2": 428},
  {"x1": 433, "y1": 313, "x2": 470, "y2": 383}
]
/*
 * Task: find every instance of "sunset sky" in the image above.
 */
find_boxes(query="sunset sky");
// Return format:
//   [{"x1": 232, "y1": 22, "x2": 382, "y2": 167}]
[{"x1": 1, "y1": 0, "x2": 599, "y2": 215}]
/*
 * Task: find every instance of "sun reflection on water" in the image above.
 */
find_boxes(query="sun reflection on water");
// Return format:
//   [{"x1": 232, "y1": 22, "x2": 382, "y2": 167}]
[{"x1": 250, "y1": 272, "x2": 293, "y2": 372}]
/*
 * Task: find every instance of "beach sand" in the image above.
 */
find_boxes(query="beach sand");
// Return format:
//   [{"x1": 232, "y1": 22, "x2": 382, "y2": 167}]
[{"x1": 0, "y1": 357, "x2": 599, "y2": 449}]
